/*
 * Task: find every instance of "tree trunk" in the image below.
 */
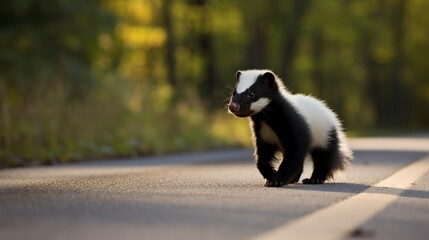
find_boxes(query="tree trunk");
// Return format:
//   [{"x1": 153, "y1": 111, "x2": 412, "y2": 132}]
[
  {"x1": 192, "y1": 0, "x2": 217, "y2": 106},
  {"x1": 245, "y1": 4, "x2": 269, "y2": 69},
  {"x1": 163, "y1": 0, "x2": 177, "y2": 89},
  {"x1": 389, "y1": 0, "x2": 407, "y2": 127},
  {"x1": 281, "y1": 0, "x2": 312, "y2": 85},
  {"x1": 361, "y1": 34, "x2": 384, "y2": 127},
  {"x1": 311, "y1": 29, "x2": 324, "y2": 97}
]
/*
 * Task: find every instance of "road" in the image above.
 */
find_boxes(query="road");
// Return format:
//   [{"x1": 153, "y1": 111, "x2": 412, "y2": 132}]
[{"x1": 1, "y1": 137, "x2": 429, "y2": 240}]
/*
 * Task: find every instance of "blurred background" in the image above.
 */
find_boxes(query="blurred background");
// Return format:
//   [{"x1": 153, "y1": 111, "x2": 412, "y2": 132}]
[{"x1": 1, "y1": 0, "x2": 428, "y2": 167}]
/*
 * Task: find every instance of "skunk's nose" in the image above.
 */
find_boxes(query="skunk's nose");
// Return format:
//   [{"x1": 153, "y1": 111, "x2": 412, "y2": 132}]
[{"x1": 229, "y1": 102, "x2": 240, "y2": 112}]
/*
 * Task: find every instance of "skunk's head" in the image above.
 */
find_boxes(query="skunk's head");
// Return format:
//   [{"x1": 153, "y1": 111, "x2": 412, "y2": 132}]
[{"x1": 228, "y1": 70, "x2": 277, "y2": 117}]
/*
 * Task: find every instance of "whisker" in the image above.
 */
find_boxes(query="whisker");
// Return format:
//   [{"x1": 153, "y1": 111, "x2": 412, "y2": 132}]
[
  {"x1": 225, "y1": 84, "x2": 234, "y2": 90},
  {"x1": 222, "y1": 95, "x2": 231, "y2": 103}
]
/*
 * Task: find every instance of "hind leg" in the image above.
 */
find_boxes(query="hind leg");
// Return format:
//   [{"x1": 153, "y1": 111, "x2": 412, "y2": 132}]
[
  {"x1": 303, "y1": 130, "x2": 340, "y2": 184},
  {"x1": 302, "y1": 148, "x2": 332, "y2": 184}
]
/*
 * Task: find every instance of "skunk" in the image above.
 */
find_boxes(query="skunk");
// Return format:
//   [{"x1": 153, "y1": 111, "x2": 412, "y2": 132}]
[{"x1": 228, "y1": 69, "x2": 353, "y2": 187}]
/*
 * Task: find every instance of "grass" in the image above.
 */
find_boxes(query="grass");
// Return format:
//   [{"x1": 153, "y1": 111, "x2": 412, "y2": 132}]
[{"x1": 0, "y1": 79, "x2": 253, "y2": 168}]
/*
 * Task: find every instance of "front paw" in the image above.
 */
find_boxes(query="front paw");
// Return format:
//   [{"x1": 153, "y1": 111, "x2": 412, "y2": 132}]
[
  {"x1": 264, "y1": 176, "x2": 287, "y2": 187},
  {"x1": 263, "y1": 170, "x2": 277, "y2": 182}
]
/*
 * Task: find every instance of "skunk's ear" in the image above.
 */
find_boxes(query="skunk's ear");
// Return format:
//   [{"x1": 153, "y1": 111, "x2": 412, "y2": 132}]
[
  {"x1": 262, "y1": 71, "x2": 276, "y2": 88},
  {"x1": 236, "y1": 70, "x2": 242, "y2": 80}
]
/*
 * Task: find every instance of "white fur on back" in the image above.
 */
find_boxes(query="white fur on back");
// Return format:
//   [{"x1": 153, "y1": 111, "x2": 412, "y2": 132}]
[
  {"x1": 282, "y1": 92, "x2": 352, "y2": 164},
  {"x1": 289, "y1": 94, "x2": 340, "y2": 148},
  {"x1": 236, "y1": 70, "x2": 268, "y2": 94}
]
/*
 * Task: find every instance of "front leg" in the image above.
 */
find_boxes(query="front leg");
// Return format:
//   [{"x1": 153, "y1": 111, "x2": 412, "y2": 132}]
[
  {"x1": 265, "y1": 158, "x2": 304, "y2": 187},
  {"x1": 265, "y1": 135, "x2": 309, "y2": 187},
  {"x1": 255, "y1": 139, "x2": 278, "y2": 181}
]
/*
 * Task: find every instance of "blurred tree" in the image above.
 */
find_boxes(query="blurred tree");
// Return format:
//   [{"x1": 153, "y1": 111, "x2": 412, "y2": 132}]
[
  {"x1": 0, "y1": 0, "x2": 119, "y2": 95},
  {"x1": 0, "y1": 0, "x2": 121, "y2": 165}
]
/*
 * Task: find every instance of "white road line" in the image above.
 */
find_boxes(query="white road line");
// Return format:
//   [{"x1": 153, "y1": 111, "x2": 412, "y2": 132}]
[
  {"x1": 252, "y1": 154, "x2": 429, "y2": 240},
  {"x1": 350, "y1": 138, "x2": 429, "y2": 152}
]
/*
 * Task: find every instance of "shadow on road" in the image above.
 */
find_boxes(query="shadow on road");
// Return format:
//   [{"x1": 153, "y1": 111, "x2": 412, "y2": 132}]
[{"x1": 286, "y1": 182, "x2": 429, "y2": 200}]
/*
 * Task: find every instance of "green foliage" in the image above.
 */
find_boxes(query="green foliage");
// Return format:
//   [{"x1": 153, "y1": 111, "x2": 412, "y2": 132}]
[{"x1": 1, "y1": 0, "x2": 429, "y2": 167}]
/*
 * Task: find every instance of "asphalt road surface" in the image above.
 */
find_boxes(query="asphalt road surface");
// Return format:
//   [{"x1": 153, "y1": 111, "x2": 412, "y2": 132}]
[{"x1": 1, "y1": 137, "x2": 429, "y2": 240}]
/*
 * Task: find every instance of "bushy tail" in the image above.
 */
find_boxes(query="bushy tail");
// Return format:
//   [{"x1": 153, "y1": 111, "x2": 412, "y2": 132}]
[
  {"x1": 328, "y1": 127, "x2": 353, "y2": 179},
  {"x1": 337, "y1": 129, "x2": 353, "y2": 167}
]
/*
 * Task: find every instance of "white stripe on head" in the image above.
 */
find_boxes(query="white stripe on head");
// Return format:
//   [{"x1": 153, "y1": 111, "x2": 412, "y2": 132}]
[
  {"x1": 236, "y1": 70, "x2": 266, "y2": 94},
  {"x1": 250, "y1": 98, "x2": 271, "y2": 113}
]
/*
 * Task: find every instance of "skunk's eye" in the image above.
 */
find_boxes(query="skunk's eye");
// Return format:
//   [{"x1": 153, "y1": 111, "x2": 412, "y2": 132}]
[{"x1": 247, "y1": 90, "x2": 255, "y2": 98}]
